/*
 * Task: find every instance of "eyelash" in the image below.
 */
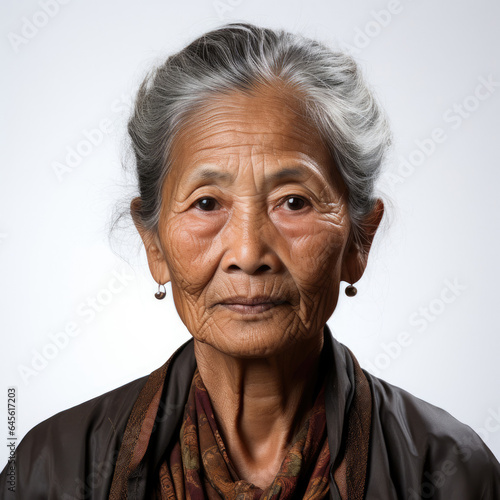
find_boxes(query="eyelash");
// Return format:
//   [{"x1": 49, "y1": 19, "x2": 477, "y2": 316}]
[
  {"x1": 277, "y1": 195, "x2": 310, "y2": 212},
  {"x1": 193, "y1": 197, "x2": 221, "y2": 212},
  {"x1": 192, "y1": 195, "x2": 310, "y2": 212}
]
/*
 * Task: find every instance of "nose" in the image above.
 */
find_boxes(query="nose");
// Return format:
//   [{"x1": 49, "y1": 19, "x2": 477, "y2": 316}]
[{"x1": 220, "y1": 207, "x2": 282, "y2": 275}]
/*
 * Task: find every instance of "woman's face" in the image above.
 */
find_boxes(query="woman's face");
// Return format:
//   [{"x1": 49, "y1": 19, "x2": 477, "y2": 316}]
[{"x1": 142, "y1": 84, "x2": 370, "y2": 358}]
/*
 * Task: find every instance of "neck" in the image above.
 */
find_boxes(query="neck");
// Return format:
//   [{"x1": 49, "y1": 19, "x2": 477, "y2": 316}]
[{"x1": 194, "y1": 329, "x2": 325, "y2": 488}]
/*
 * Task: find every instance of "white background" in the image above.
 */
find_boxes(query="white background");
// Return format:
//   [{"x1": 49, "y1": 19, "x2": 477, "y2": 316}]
[{"x1": 1, "y1": 0, "x2": 499, "y2": 468}]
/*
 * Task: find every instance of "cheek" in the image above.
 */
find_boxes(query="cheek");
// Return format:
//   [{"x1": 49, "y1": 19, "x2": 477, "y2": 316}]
[
  {"x1": 162, "y1": 208, "x2": 348, "y2": 302},
  {"x1": 164, "y1": 213, "x2": 221, "y2": 292},
  {"x1": 274, "y1": 213, "x2": 348, "y2": 290}
]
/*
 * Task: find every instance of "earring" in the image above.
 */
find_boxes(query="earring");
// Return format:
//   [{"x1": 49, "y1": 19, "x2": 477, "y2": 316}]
[
  {"x1": 155, "y1": 283, "x2": 167, "y2": 300},
  {"x1": 345, "y1": 283, "x2": 357, "y2": 297}
]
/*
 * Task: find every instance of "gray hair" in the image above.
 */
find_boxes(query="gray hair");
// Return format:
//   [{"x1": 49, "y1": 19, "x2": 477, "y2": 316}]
[{"x1": 127, "y1": 21, "x2": 392, "y2": 249}]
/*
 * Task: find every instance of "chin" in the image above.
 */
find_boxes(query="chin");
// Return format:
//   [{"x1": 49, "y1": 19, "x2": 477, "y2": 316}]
[{"x1": 199, "y1": 320, "x2": 308, "y2": 359}]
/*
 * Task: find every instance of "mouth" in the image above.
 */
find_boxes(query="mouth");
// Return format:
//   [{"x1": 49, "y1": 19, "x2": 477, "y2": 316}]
[{"x1": 217, "y1": 296, "x2": 288, "y2": 314}]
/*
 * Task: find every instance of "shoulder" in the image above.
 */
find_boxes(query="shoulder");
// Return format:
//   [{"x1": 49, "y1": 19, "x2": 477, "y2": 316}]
[
  {"x1": 0, "y1": 375, "x2": 149, "y2": 499},
  {"x1": 28, "y1": 374, "x2": 149, "y2": 439},
  {"x1": 364, "y1": 370, "x2": 500, "y2": 497}
]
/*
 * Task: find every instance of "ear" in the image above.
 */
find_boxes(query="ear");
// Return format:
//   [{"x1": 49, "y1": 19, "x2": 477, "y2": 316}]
[
  {"x1": 341, "y1": 198, "x2": 384, "y2": 285},
  {"x1": 130, "y1": 197, "x2": 171, "y2": 285}
]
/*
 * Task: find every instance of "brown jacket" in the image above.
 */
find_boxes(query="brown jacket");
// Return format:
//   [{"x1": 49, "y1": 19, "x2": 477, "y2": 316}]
[{"x1": 1, "y1": 325, "x2": 500, "y2": 499}]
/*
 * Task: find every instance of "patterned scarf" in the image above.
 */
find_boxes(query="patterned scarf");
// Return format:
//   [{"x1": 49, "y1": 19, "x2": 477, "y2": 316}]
[
  {"x1": 109, "y1": 341, "x2": 371, "y2": 500},
  {"x1": 154, "y1": 367, "x2": 331, "y2": 500}
]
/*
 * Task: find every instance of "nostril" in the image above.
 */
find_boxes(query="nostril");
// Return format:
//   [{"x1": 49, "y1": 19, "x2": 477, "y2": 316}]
[
  {"x1": 227, "y1": 264, "x2": 271, "y2": 274},
  {"x1": 257, "y1": 264, "x2": 271, "y2": 273}
]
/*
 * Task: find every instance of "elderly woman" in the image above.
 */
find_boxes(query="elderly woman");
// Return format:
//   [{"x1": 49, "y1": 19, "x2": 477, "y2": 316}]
[{"x1": 2, "y1": 22, "x2": 499, "y2": 500}]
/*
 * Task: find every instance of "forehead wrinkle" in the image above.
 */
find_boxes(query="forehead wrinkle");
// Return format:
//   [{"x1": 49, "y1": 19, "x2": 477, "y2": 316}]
[
  {"x1": 176, "y1": 94, "x2": 318, "y2": 151},
  {"x1": 170, "y1": 90, "x2": 341, "y2": 196},
  {"x1": 180, "y1": 161, "x2": 336, "y2": 196},
  {"x1": 178, "y1": 129, "x2": 328, "y2": 169},
  {"x1": 181, "y1": 128, "x2": 315, "y2": 156}
]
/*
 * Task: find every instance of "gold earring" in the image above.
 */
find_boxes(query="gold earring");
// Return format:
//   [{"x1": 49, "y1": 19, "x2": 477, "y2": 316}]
[
  {"x1": 155, "y1": 283, "x2": 167, "y2": 300},
  {"x1": 345, "y1": 283, "x2": 357, "y2": 297}
]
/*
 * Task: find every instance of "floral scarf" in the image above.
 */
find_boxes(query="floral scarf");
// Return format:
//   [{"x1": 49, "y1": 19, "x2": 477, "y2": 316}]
[
  {"x1": 154, "y1": 367, "x2": 331, "y2": 500},
  {"x1": 109, "y1": 340, "x2": 372, "y2": 500}
]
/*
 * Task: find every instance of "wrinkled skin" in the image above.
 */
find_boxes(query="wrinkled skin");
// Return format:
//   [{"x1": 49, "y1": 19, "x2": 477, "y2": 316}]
[{"x1": 132, "y1": 82, "x2": 384, "y2": 488}]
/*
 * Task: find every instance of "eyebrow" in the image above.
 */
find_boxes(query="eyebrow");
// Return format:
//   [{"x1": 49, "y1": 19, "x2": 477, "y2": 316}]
[
  {"x1": 192, "y1": 168, "x2": 234, "y2": 183},
  {"x1": 188, "y1": 166, "x2": 317, "y2": 187},
  {"x1": 268, "y1": 167, "x2": 307, "y2": 182}
]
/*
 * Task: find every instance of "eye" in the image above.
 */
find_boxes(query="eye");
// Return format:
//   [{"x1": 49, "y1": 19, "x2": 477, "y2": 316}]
[
  {"x1": 193, "y1": 197, "x2": 220, "y2": 211},
  {"x1": 282, "y1": 195, "x2": 308, "y2": 211}
]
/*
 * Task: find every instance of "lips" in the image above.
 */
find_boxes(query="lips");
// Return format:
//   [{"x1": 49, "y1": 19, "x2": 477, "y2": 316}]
[{"x1": 217, "y1": 296, "x2": 287, "y2": 314}]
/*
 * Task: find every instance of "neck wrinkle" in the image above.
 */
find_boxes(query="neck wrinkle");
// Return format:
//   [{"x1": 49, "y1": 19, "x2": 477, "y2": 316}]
[{"x1": 193, "y1": 329, "x2": 325, "y2": 478}]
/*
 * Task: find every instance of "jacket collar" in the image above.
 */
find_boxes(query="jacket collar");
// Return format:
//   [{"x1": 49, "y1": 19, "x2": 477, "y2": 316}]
[
  {"x1": 114, "y1": 324, "x2": 357, "y2": 498},
  {"x1": 323, "y1": 324, "x2": 355, "y2": 470}
]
